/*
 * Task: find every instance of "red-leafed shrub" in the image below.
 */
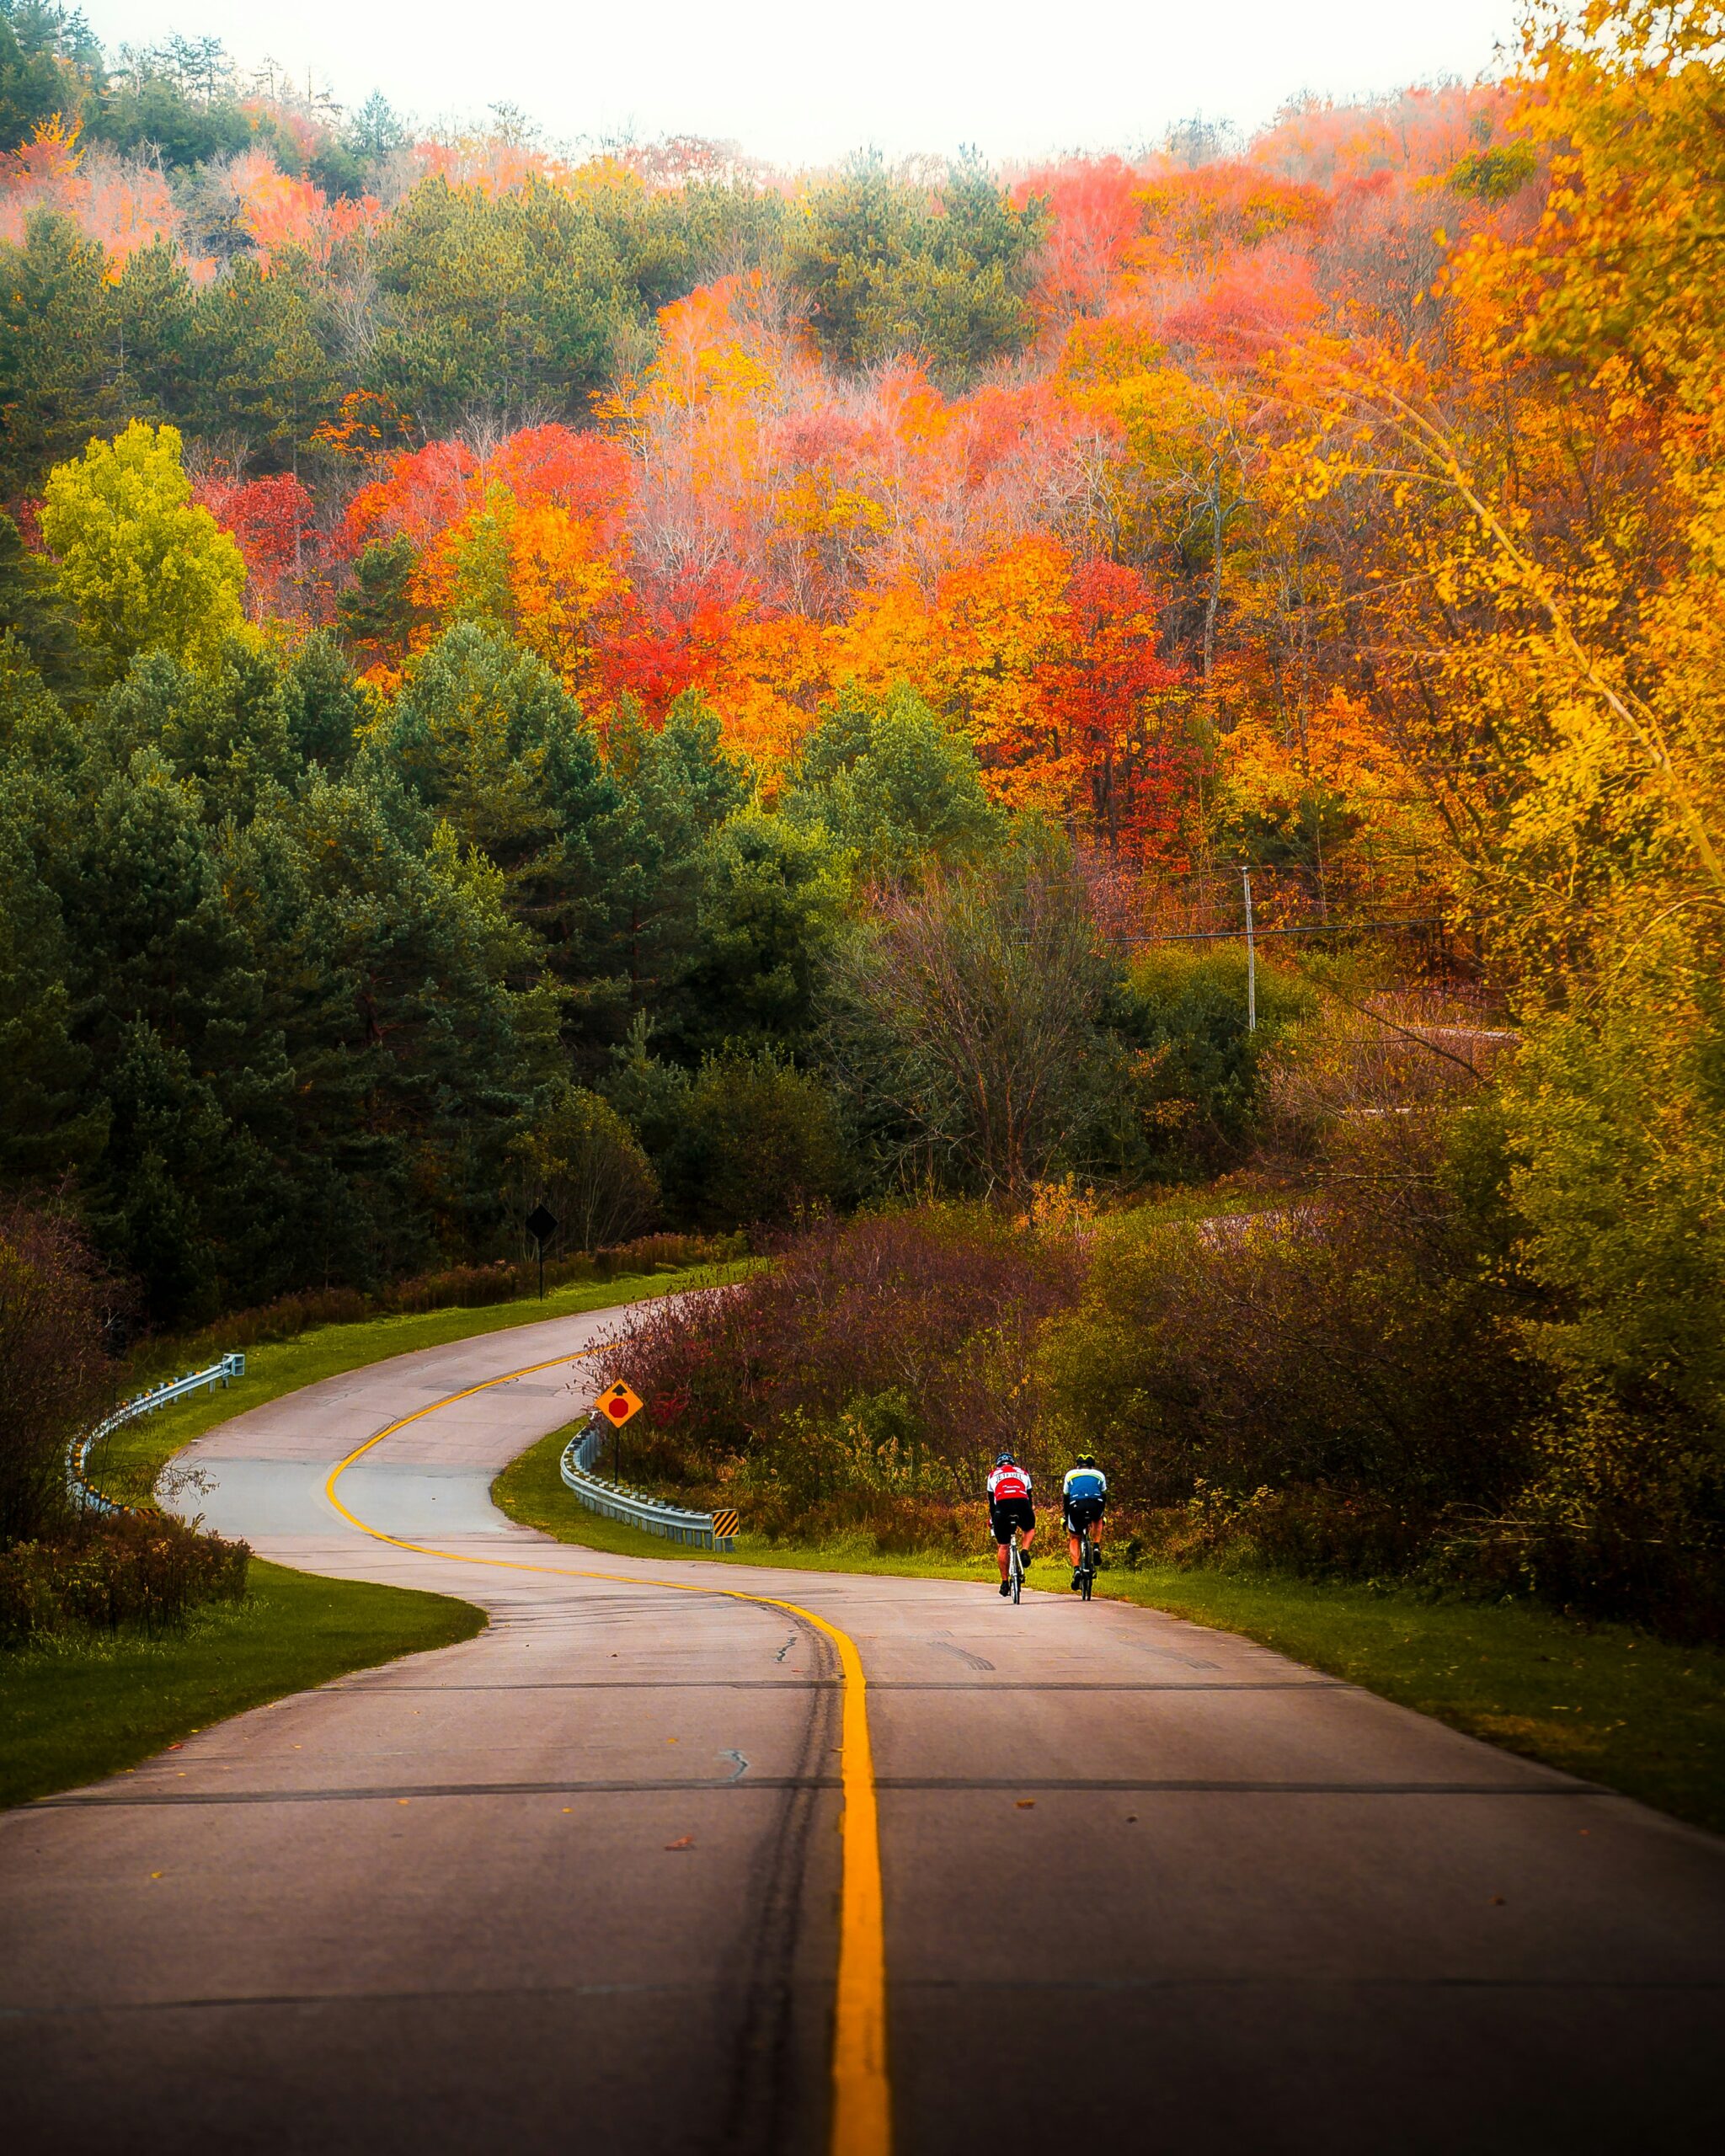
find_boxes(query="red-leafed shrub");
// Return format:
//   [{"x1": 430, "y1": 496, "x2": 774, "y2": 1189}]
[{"x1": 595, "y1": 1206, "x2": 1082, "y2": 1543}]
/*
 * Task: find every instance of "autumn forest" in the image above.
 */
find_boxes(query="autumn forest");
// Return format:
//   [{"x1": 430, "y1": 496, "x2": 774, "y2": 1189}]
[{"x1": 4, "y1": 1, "x2": 1723, "y2": 1637}]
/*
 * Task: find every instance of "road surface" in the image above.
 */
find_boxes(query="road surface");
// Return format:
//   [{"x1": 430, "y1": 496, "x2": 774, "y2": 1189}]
[{"x1": 3, "y1": 1303, "x2": 1722, "y2": 2154}]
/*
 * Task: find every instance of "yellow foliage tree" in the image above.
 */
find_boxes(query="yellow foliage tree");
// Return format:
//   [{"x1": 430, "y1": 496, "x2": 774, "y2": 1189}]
[{"x1": 40, "y1": 422, "x2": 248, "y2": 682}]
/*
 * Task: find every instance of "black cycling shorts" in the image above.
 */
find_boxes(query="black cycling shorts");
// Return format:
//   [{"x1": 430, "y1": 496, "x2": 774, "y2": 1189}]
[
  {"x1": 990, "y1": 1497, "x2": 1034, "y2": 1545},
  {"x1": 1065, "y1": 1497, "x2": 1105, "y2": 1531}
]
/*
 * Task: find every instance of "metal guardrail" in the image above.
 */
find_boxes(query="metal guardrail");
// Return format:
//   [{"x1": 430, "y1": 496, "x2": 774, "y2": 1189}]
[
  {"x1": 68, "y1": 1353, "x2": 248, "y2": 1514},
  {"x1": 559, "y1": 1417, "x2": 736, "y2": 1550}
]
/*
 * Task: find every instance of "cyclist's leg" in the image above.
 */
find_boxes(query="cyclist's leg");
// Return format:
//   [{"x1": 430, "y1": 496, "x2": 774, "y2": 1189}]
[
  {"x1": 991, "y1": 1511, "x2": 1012, "y2": 1580},
  {"x1": 1020, "y1": 1511, "x2": 1035, "y2": 1561}
]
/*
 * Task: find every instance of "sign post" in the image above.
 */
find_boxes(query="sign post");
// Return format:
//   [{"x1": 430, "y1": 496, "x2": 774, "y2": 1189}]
[
  {"x1": 525, "y1": 1202, "x2": 558, "y2": 1300},
  {"x1": 595, "y1": 1380, "x2": 643, "y2": 1482}
]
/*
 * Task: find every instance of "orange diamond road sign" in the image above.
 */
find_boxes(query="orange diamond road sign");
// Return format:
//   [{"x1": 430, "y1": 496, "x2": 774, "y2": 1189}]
[{"x1": 596, "y1": 1381, "x2": 642, "y2": 1427}]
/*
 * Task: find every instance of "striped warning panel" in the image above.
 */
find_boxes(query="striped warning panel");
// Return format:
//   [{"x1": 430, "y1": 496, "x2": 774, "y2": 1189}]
[{"x1": 711, "y1": 1509, "x2": 740, "y2": 1540}]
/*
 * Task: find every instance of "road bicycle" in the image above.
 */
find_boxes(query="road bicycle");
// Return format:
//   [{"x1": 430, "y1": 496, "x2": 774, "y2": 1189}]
[
  {"x1": 1076, "y1": 1524, "x2": 1097, "y2": 1602},
  {"x1": 1008, "y1": 1530, "x2": 1027, "y2": 1604}
]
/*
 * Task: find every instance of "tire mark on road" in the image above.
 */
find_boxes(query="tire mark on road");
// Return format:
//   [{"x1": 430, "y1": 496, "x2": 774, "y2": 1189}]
[{"x1": 718, "y1": 1600, "x2": 835, "y2": 2155}]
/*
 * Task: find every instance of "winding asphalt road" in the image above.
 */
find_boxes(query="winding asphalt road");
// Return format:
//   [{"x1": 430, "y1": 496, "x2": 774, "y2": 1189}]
[{"x1": 4, "y1": 1302, "x2": 1723, "y2": 2154}]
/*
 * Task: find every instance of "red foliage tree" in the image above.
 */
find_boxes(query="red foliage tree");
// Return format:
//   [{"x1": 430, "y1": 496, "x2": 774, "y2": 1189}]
[
  {"x1": 1039, "y1": 558, "x2": 1189, "y2": 857},
  {"x1": 195, "y1": 473, "x2": 318, "y2": 622}
]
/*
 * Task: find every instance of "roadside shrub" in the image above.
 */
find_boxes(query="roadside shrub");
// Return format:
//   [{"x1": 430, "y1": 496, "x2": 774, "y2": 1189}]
[
  {"x1": 1434, "y1": 1391, "x2": 1725, "y2": 1637},
  {"x1": 143, "y1": 1233, "x2": 747, "y2": 1381},
  {"x1": 1477, "y1": 937, "x2": 1725, "y2": 1634},
  {"x1": 382, "y1": 1262, "x2": 528, "y2": 1315},
  {"x1": 0, "y1": 1202, "x2": 117, "y2": 1545},
  {"x1": 1131, "y1": 1481, "x2": 1439, "y2": 1578},
  {"x1": 0, "y1": 1510, "x2": 250, "y2": 1646},
  {"x1": 596, "y1": 1230, "x2": 748, "y2": 1274},
  {"x1": 1039, "y1": 1108, "x2": 1546, "y2": 1555}
]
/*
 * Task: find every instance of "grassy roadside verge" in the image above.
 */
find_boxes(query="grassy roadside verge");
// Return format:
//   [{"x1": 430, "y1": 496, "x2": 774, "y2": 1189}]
[
  {"x1": 1, "y1": 1560, "x2": 485, "y2": 1808},
  {"x1": 495, "y1": 1421, "x2": 1725, "y2": 1837},
  {"x1": 91, "y1": 1262, "x2": 752, "y2": 1507}
]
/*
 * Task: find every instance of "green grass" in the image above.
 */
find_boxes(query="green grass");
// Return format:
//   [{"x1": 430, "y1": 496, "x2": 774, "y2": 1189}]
[
  {"x1": 90, "y1": 1262, "x2": 751, "y2": 1508},
  {"x1": 495, "y1": 1421, "x2": 1725, "y2": 1836},
  {"x1": 1108, "y1": 1181, "x2": 1284, "y2": 1225},
  {"x1": 1, "y1": 1560, "x2": 485, "y2": 1808}
]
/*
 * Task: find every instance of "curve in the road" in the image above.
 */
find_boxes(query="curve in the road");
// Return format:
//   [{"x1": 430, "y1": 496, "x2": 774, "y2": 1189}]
[{"x1": 321, "y1": 1342, "x2": 889, "y2": 2156}]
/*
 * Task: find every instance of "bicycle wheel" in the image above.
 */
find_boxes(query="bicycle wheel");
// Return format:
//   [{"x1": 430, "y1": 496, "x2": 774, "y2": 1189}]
[
  {"x1": 1081, "y1": 1530, "x2": 1093, "y2": 1601},
  {"x1": 1011, "y1": 1537, "x2": 1023, "y2": 1604}
]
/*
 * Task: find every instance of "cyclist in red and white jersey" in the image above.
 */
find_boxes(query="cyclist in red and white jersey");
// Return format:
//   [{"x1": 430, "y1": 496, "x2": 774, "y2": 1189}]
[{"x1": 986, "y1": 1452, "x2": 1036, "y2": 1596}]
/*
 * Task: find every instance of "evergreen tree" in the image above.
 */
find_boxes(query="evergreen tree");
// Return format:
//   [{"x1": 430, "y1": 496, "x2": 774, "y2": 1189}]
[
  {"x1": 280, "y1": 632, "x2": 368, "y2": 771},
  {"x1": 670, "y1": 808, "x2": 851, "y2": 1059},
  {"x1": 376, "y1": 622, "x2": 624, "y2": 1020},
  {"x1": 0, "y1": 2, "x2": 101, "y2": 153},
  {"x1": 366, "y1": 175, "x2": 631, "y2": 430},
  {"x1": 96, "y1": 643, "x2": 296, "y2": 826},
  {"x1": 788, "y1": 685, "x2": 1003, "y2": 882},
  {"x1": 112, "y1": 242, "x2": 201, "y2": 429},
  {"x1": 599, "y1": 691, "x2": 751, "y2": 1032},
  {"x1": 0, "y1": 514, "x2": 84, "y2": 697},
  {"x1": 787, "y1": 154, "x2": 1046, "y2": 383},
  {"x1": 336, "y1": 536, "x2": 425, "y2": 675},
  {"x1": 0, "y1": 212, "x2": 115, "y2": 496},
  {"x1": 190, "y1": 258, "x2": 339, "y2": 469},
  {"x1": 0, "y1": 760, "x2": 96, "y2": 1180}
]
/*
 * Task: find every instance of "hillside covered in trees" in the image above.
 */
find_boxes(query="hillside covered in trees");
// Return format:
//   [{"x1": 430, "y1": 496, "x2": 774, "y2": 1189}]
[{"x1": 3, "y1": 1, "x2": 1723, "y2": 1631}]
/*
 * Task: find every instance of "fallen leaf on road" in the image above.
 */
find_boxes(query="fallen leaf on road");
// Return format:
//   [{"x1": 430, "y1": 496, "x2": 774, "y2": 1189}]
[
  {"x1": 665, "y1": 1836, "x2": 695, "y2": 1850},
  {"x1": 1490, "y1": 1894, "x2": 1506, "y2": 1905},
  {"x1": 1016, "y1": 1800, "x2": 1035, "y2": 1810}
]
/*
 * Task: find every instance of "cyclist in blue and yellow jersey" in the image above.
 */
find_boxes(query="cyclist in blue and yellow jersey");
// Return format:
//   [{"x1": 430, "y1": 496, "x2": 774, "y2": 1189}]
[
  {"x1": 986, "y1": 1452, "x2": 1036, "y2": 1597},
  {"x1": 1062, "y1": 1454, "x2": 1108, "y2": 1589}
]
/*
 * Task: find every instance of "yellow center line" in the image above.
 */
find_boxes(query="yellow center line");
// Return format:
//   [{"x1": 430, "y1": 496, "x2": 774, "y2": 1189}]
[{"x1": 320, "y1": 1347, "x2": 891, "y2": 2156}]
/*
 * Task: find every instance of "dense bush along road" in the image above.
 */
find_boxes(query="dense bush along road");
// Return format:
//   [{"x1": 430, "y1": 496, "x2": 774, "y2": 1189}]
[{"x1": 3, "y1": 1305, "x2": 1722, "y2": 2154}]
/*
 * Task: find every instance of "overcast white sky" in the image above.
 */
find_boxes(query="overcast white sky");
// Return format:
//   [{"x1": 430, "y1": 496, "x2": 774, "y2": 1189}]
[{"x1": 79, "y1": 0, "x2": 1528, "y2": 168}]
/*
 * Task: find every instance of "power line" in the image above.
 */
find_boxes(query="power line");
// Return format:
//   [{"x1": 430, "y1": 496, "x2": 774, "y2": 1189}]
[{"x1": 1121, "y1": 916, "x2": 1450, "y2": 944}]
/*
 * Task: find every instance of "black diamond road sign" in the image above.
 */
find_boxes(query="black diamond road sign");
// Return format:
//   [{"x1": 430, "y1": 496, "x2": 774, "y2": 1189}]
[{"x1": 526, "y1": 1203, "x2": 558, "y2": 1245}]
